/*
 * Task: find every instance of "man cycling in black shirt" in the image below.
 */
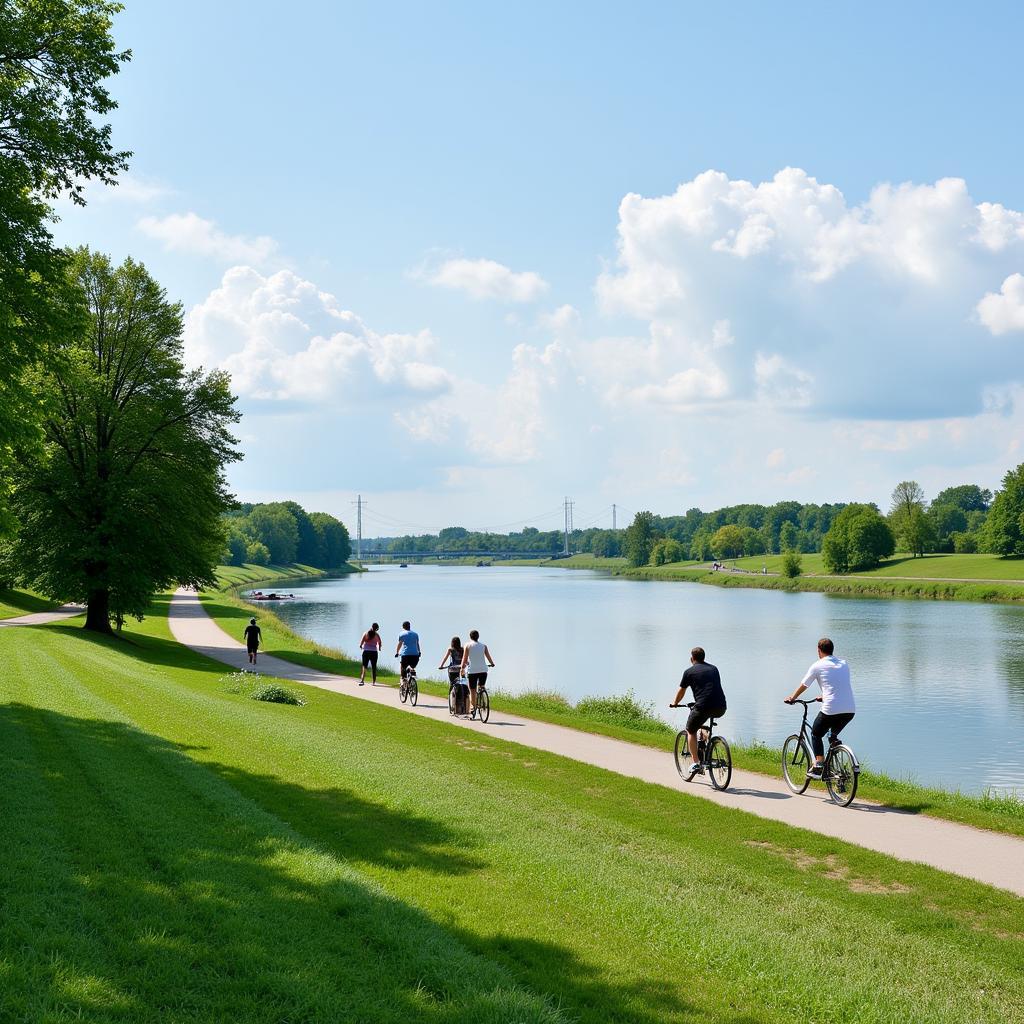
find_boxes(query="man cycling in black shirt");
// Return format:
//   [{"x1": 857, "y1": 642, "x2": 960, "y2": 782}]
[{"x1": 669, "y1": 646, "x2": 727, "y2": 781}]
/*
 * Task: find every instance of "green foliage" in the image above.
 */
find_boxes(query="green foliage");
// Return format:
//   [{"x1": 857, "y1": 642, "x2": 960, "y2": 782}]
[
  {"x1": 778, "y1": 521, "x2": 799, "y2": 552},
  {"x1": 245, "y1": 540, "x2": 271, "y2": 566},
  {"x1": 983, "y1": 463, "x2": 1024, "y2": 557},
  {"x1": 252, "y1": 683, "x2": 305, "y2": 706},
  {"x1": 822, "y1": 504, "x2": 896, "y2": 573},
  {"x1": 623, "y1": 510, "x2": 657, "y2": 567},
  {"x1": 710, "y1": 523, "x2": 745, "y2": 559},
  {"x1": 309, "y1": 510, "x2": 351, "y2": 566},
  {"x1": 574, "y1": 690, "x2": 670, "y2": 734},
  {"x1": 0, "y1": 1, "x2": 129, "y2": 528},
  {"x1": 6, "y1": 249, "x2": 239, "y2": 631},
  {"x1": 780, "y1": 550, "x2": 802, "y2": 577},
  {"x1": 246, "y1": 504, "x2": 300, "y2": 564},
  {"x1": 933, "y1": 484, "x2": 992, "y2": 513},
  {"x1": 888, "y1": 480, "x2": 934, "y2": 557},
  {"x1": 951, "y1": 531, "x2": 978, "y2": 554},
  {"x1": 648, "y1": 537, "x2": 684, "y2": 565}
]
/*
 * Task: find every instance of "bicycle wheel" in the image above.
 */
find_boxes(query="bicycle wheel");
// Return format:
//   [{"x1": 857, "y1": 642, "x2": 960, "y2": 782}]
[
  {"x1": 825, "y1": 745, "x2": 858, "y2": 807},
  {"x1": 399, "y1": 674, "x2": 408, "y2": 703},
  {"x1": 673, "y1": 731, "x2": 692, "y2": 778},
  {"x1": 782, "y1": 735, "x2": 812, "y2": 794},
  {"x1": 409, "y1": 679, "x2": 418, "y2": 706},
  {"x1": 448, "y1": 684, "x2": 457, "y2": 716},
  {"x1": 707, "y1": 736, "x2": 732, "y2": 791},
  {"x1": 476, "y1": 688, "x2": 490, "y2": 723}
]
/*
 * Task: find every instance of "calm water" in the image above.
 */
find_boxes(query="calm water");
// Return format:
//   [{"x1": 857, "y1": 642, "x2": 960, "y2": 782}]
[{"x1": 268, "y1": 565, "x2": 1024, "y2": 794}]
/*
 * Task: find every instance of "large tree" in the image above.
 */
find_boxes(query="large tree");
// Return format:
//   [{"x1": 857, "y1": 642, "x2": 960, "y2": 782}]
[
  {"x1": 889, "y1": 480, "x2": 933, "y2": 557},
  {"x1": 0, "y1": 1, "x2": 129, "y2": 458},
  {"x1": 309, "y1": 511, "x2": 351, "y2": 568},
  {"x1": 623, "y1": 511, "x2": 658, "y2": 567},
  {"x1": 8, "y1": 250, "x2": 239, "y2": 632}
]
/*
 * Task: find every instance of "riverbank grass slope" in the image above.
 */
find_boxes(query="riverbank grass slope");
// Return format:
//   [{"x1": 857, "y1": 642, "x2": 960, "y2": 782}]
[{"x1": 2, "y1": 611, "x2": 1022, "y2": 1023}]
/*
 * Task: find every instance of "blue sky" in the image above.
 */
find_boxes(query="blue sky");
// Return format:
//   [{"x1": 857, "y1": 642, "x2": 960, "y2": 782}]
[{"x1": 54, "y1": 1, "x2": 1024, "y2": 536}]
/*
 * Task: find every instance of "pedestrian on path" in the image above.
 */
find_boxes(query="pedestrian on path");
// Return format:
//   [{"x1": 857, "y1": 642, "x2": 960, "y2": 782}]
[
  {"x1": 359, "y1": 623, "x2": 382, "y2": 686},
  {"x1": 243, "y1": 617, "x2": 262, "y2": 666}
]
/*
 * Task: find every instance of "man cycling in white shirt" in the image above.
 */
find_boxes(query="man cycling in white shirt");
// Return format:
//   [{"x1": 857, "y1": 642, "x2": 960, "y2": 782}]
[{"x1": 784, "y1": 637, "x2": 855, "y2": 779}]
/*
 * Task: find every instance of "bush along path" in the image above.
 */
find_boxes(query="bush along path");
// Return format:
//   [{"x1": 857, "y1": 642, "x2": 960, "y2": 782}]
[{"x1": 169, "y1": 589, "x2": 1024, "y2": 896}]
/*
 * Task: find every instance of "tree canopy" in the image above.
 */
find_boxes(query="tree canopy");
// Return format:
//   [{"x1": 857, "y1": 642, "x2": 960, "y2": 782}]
[
  {"x1": 822, "y1": 504, "x2": 895, "y2": 573},
  {"x1": 6, "y1": 250, "x2": 239, "y2": 631}
]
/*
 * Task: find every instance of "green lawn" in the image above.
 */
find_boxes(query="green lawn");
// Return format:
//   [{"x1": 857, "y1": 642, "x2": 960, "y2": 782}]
[
  {"x1": 213, "y1": 561, "x2": 326, "y2": 589},
  {"x1": 0, "y1": 588, "x2": 60, "y2": 620},
  {"x1": 722, "y1": 552, "x2": 1024, "y2": 581},
  {"x1": 2, "y1": 610, "x2": 1022, "y2": 1023}
]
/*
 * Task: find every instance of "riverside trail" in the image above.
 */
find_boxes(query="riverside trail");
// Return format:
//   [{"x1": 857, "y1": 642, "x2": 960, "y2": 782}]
[{"x1": 161, "y1": 587, "x2": 1021, "y2": 896}]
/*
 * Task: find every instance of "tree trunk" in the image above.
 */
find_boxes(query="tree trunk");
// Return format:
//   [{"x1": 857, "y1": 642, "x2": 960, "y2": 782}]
[{"x1": 85, "y1": 588, "x2": 113, "y2": 633}]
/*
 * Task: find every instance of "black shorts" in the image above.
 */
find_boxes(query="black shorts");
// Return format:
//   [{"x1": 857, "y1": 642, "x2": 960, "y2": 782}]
[
  {"x1": 400, "y1": 654, "x2": 420, "y2": 674},
  {"x1": 467, "y1": 672, "x2": 487, "y2": 690},
  {"x1": 811, "y1": 711, "x2": 855, "y2": 740},
  {"x1": 361, "y1": 650, "x2": 378, "y2": 669},
  {"x1": 686, "y1": 705, "x2": 725, "y2": 733},
  {"x1": 247, "y1": 643, "x2": 259, "y2": 655}
]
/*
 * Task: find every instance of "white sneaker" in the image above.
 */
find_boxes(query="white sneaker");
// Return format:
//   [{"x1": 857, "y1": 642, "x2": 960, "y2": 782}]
[
  {"x1": 807, "y1": 763, "x2": 824, "y2": 779},
  {"x1": 685, "y1": 763, "x2": 704, "y2": 781}
]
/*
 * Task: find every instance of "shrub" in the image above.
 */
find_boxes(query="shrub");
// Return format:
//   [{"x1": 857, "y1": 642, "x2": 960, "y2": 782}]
[
  {"x1": 515, "y1": 690, "x2": 572, "y2": 713},
  {"x1": 575, "y1": 690, "x2": 670, "y2": 734},
  {"x1": 252, "y1": 683, "x2": 305, "y2": 706},
  {"x1": 245, "y1": 540, "x2": 271, "y2": 566},
  {"x1": 781, "y1": 551, "x2": 802, "y2": 577}
]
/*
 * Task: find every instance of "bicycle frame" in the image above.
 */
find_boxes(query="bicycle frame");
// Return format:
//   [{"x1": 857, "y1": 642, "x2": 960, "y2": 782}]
[{"x1": 791, "y1": 699, "x2": 860, "y2": 773}]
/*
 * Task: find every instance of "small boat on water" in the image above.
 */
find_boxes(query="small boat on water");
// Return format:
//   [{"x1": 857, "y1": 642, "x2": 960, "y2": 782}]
[
  {"x1": 247, "y1": 591, "x2": 297, "y2": 601},
  {"x1": 399, "y1": 563, "x2": 408, "y2": 568}
]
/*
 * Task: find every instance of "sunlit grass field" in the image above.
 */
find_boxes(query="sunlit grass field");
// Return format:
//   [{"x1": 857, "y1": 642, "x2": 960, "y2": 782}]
[{"x1": 2, "y1": 609, "x2": 1022, "y2": 1023}]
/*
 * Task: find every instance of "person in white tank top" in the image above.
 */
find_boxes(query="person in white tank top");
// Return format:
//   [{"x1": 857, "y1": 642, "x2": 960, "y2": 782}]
[{"x1": 459, "y1": 629, "x2": 495, "y2": 715}]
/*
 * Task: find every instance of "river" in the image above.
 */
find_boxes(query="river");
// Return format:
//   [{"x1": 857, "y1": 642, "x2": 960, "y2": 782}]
[{"x1": 267, "y1": 564, "x2": 1024, "y2": 795}]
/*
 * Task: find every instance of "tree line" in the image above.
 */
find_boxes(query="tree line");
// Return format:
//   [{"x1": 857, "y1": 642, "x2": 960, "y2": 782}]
[{"x1": 224, "y1": 502, "x2": 351, "y2": 569}]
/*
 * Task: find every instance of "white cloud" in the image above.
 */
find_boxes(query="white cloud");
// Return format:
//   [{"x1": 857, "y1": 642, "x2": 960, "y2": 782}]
[
  {"x1": 977, "y1": 273, "x2": 1024, "y2": 335},
  {"x1": 427, "y1": 257, "x2": 549, "y2": 302},
  {"x1": 137, "y1": 212, "x2": 277, "y2": 265},
  {"x1": 538, "y1": 304, "x2": 581, "y2": 334},
  {"x1": 765, "y1": 448, "x2": 785, "y2": 468},
  {"x1": 595, "y1": 168, "x2": 1024, "y2": 420},
  {"x1": 184, "y1": 266, "x2": 452, "y2": 403}
]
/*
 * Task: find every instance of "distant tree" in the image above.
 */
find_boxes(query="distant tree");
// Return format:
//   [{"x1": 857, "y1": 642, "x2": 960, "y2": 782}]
[
  {"x1": 245, "y1": 540, "x2": 271, "y2": 566},
  {"x1": 623, "y1": 511, "x2": 658, "y2": 567},
  {"x1": 822, "y1": 504, "x2": 895, "y2": 573},
  {"x1": 927, "y1": 502, "x2": 967, "y2": 552},
  {"x1": 779, "y1": 521, "x2": 799, "y2": 552},
  {"x1": 933, "y1": 484, "x2": 992, "y2": 513},
  {"x1": 982, "y1": 464, "x2": 1024, "y2": 557},
  {"x1": 247, "y1": 504, "x2": 299, "y2": 564},
  {"x1": 741, "y1": 526, "x2": 766, "y2": 556},
  {"x1": 781, "y1": 550, "x2": 803, "y2": 578},
  {"x1": 7, "y1": 250, "x2": 239, "y2": 632},
  {"x1": 649, "y1": 538, "x2": 684, "y2": 566},
  {"x1": 309, "y1": 511, "x2": 351, "y2": 567},
  {"x1": 589, "y1": 529, "x2": 620, "y2": 558},
  {"x1": 225, "y1": 529, "x2": 248, "y2": 566},
  {"x1": 951, "y1": 531, "x2": 977, "y2": 554},
  {"x1": 689, "y1": 528, "x2": 714, "y2": 561},
  {"x1": 711, "y1": 524, "x2": 745, "y2": 559},
  {"x1": 889, "y1": 480, "x2": 932, "y2": 557},
  {"x1": 280, "y1": 500, "x2": 319, "y2": 565}
]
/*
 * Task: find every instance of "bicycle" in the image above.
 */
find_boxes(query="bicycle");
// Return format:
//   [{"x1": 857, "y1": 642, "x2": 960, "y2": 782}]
[
  {"x1": 782, "y1": 698, "x2": 859, "y2": 807},
  {"x1": 399, "y1": 664, "x2": 418, "y2": 706},
  {"x1": 673, "y1": 703, "x2": 732, "y2": 790}
]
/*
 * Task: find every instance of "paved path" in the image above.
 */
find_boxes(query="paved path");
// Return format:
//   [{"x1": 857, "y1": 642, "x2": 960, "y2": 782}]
[
  {"x1": 0, "y1": 605, "x2": 84, "y2": 627},
  {"x1": 169, "y1": 589, "x2": 1024, "y2": 897}
]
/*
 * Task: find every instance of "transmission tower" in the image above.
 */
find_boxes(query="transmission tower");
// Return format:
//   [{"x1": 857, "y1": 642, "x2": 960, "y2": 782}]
[
  {"x1": 563, "y1": 496, "x2": 575, "y2": 555},
  {"x1": 351, "y1": 494, "x2": 363, "y2": 562},
  {"x1": 612, "y1": 503, "x2": 617, "y2": 530}
]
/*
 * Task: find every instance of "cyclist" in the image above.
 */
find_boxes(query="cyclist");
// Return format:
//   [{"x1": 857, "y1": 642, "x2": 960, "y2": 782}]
[
  {"x1": 784, "y1": 636, "x2": 855, "y2": 779},
  {"x1": 243, "y1": 617, "x2": 262, "y2": 666},
  {"x1": 459, "y1": 629, "x2": 495, "y2": 716},
  {"x1": 669, "y1": 646, "x2": 727, "y2": 781},
  {"x1": 395, "y1": 620, "x2": 421, "y2": 682}
]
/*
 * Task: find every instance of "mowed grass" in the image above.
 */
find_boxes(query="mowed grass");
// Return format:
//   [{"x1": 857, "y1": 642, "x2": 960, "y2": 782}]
[
  {"x1": 724, "y1": 552, "x2": 1024, "y2": 581},
  {"x1": 2, "y1": 612, "x2": 1022, "y2": 1023},
  {"x1": 212, "y1": 562, "x2": 325, "y2": 589},
  {"x1": 0, "y1": 588, "x2": 60, "y2": 620}
]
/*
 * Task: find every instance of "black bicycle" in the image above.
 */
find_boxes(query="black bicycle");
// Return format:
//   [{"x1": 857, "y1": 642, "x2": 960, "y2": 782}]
[
  {"x1": 471, "y1": 677, "x2": 490, "y2": 723},
  {"x1": 673, "y1": 703, "x2": 732, "y2": 790},
  {"x1": 399, "y1": 664, "x2": 418, "y2": 706},
  {"x1": 782, "y1": 698, "x2": 859, "y2": 806}
]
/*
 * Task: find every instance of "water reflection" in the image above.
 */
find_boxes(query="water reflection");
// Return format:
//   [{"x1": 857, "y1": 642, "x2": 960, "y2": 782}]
[{"x1": 268, "y1": 566, "x2": 1024, "y2": 795}]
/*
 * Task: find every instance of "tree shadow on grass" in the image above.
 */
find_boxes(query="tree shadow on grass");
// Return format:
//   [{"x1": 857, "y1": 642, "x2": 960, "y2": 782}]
[{"x1": 0, "y1": 704, "x2": 764, "y2": 1024}]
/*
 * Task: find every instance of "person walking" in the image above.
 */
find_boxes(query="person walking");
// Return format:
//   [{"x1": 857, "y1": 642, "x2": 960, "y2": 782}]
[
  {"x1": 243, "y1": 617, "x2": 262, "y2": 666},
  {"x1": 439, "y1": 636, "x2": 468, "y2": 714},
  {"x1": 359, "y1": 622, "x2": 382, "y2": 686},
  {"x1": 460, "y1": 629, "x2": 495, "y2": 716}
]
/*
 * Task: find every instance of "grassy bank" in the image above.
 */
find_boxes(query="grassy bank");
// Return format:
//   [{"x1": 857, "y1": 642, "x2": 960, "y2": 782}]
[
  {"x1": 2, "y1": 611, "x2": 1021, "y2": 1023},
  {"x1": 0, "y1": 588, "x2": 60, "y2": 620},
  {"x1": 206, "y1": 583, "x2": 1024, "y2": 837}
]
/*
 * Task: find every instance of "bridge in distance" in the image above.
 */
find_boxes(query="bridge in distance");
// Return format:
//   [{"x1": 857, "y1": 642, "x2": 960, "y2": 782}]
[{"x1": 358, "y1": 550, "x2": 565, "y2": 563}]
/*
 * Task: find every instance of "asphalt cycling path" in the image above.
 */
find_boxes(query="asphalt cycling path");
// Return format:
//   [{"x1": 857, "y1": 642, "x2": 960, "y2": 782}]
[
  {"x1": 169, "y1": 588, "x2": 1024, "y2": 897},
  {"x1": 0, "y1": 605, "x2": 83, "y2": 627}
]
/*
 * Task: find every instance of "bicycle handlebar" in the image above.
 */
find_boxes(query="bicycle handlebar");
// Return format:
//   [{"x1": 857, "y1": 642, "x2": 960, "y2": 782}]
[{"x1": 785, "y1": 697, "x2": 822, "y2": 705}]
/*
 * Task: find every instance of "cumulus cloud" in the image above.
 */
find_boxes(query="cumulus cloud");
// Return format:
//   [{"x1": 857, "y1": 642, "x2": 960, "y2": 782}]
[
  {"x1": 184, "y1": 266, "x2": 452, "y2": 402},
  {"x1": 595, "y1": 168, "x2": 1024, "y2": 419},
  {"x1": 977, "y1": 273, "x2": 1024, "y2": 335},
  {"x1": 138, "y1": 212, "x2": 277, "y2": 264},
  {"x1": 427, "y1": 257, "x2": 549, "y2": 302}
]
